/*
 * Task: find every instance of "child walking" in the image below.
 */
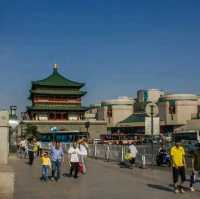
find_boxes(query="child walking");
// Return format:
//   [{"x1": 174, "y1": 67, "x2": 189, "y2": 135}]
[{"x1": 40, "y1": 152, "x2": 51, "y2": 182}]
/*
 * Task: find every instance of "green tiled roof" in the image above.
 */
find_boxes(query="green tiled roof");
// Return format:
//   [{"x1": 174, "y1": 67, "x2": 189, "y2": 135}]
[
  {"x1": 27, "y1": 104, "x2": 88, "y2": 111},
  {"x1": 30, "y1": 89, "x2": 87, "y2": 96},
  {"x1": 32, "y1": 68, "x2": 84, "y2": 88},
  {"x1": 120, "y1": 113, "x2": 146, "y2": 124}
]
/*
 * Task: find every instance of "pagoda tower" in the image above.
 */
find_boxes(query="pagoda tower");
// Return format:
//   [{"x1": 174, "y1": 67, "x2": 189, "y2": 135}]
[{"x1": 27, "y1": 64, "x2": 88, "y2": 121}]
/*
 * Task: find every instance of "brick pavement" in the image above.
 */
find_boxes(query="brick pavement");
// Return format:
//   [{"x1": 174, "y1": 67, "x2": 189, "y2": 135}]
[{"x1": 9, "y1": 156, "x2": 200, "y2": 199}]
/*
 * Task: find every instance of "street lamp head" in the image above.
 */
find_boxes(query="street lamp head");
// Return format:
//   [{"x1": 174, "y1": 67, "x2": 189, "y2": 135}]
[
  {"x1": 9, "y1": 119, "x2": 20, "y2": 130},
  {"x1": 10, "y1": 105, "x2": 17, "y2": 119}
]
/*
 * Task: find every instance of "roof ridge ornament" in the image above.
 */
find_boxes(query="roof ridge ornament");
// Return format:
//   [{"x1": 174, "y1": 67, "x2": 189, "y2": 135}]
[{"x1": 53, "y1": 64, "x2": 59, "y2": 72}]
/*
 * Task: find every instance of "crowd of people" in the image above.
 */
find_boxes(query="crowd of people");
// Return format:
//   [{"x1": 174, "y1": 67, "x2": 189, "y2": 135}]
[
  {"x1": 122, "y1": 140, "x2": 200, "y2": 194},
  {"x1": 17, "y1": 137, "x2": 89, "y2": 182},
  {"x1": 17, "y1": 137, "x2": 42, "y2": 163},
  {"x1": 17, "y1": 137, "x2": 200, "y2": 193}
]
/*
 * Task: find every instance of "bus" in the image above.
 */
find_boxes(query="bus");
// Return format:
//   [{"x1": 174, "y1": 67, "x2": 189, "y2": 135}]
[
  {"x1": 40, "y1": 131, "x2": 89, "y2": 148},
  {"x1": 173, "y1": 130, "x2": 200, "y2": 143},
  {"x1": 100, "y1": 133, "x2": 143, "y2": 144}
]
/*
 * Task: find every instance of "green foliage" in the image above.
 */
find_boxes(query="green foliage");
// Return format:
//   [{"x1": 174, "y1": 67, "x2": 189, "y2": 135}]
[{"x1": 24, "y1": 124, "x2": 40, "y2": 139}]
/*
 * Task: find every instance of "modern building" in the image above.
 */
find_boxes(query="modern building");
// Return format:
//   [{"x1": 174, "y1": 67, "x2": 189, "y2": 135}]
[
  {"x1": 137, "y1": 89, "x2": 164, "y2": 103},
  {"x1": 85, "y1": 104, "x2": 101, "y2": 121},
  {"x1": 116, "y1": 92, "x2": 200, "y2": 135},
  {"x1": 134, "y1": 89, "x2": 164, "y2": 112},
  {"x1": 21, "y1": 65, "x2": 107, "y2": 138},
  {"x1": 97, "y1": 97, "x2": 134, "y2": 126},
  {"x1": 158, "y1": 94, "x2": 199, "y2": 126}
]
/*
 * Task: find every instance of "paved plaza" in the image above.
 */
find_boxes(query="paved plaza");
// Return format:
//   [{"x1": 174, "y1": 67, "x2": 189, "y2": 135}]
[{"x1": 8, "y1": 156, "x2": 200, "y2": 199}]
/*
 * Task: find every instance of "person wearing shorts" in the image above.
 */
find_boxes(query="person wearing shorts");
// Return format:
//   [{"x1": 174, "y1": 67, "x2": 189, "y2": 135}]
[{"x1": 170, "y1": 141, "x2": 186, "y2": 193}]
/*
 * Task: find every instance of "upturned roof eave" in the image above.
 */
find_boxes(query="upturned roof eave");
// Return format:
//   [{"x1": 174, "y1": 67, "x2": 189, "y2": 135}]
[
  {"x1": 27, "y1": 105, "x2": 89, "y2": 111},
  {"x1": 30, "y1": 90, "x2": 87, "y2": 96},
  {"x1": 32, "y1": 81, "x2": 85, "y2": 88}
]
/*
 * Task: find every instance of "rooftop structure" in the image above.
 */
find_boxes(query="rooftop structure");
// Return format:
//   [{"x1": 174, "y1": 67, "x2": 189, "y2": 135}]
[
  {"x1": 97, "y1": 97, "x2": 134, "y2": 126},
  {"x1": 26, "y1": 64, "x2": 88, "y2": 121}
]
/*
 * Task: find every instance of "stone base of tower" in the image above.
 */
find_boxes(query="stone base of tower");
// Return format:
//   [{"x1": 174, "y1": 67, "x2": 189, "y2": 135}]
[{"x1": 20, "y1": 120, "x2": 107, "y2": 138}]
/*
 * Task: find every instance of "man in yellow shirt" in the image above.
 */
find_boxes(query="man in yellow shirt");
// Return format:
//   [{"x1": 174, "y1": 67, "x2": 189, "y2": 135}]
[{"x1": 170, "y1": 141, "x2": 186, "y2": 193}]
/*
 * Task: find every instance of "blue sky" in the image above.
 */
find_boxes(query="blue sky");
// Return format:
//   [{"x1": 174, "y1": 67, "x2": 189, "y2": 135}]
[{"x1": 1, "y1": 0, "x2": 200, "y2": 112}]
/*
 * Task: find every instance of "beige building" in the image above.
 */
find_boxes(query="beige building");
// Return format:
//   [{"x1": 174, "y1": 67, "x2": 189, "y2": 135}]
[
  {"x1": 116, "y1": 92, "x2": 200, "y2": 135},
  {"x1": 97, "y1": 97, "x2": 134, "y2": 126},
  {"x1": 134, "y1": 89, "x2": 164, "y2": 112},
  {"x1": 85, "y1": 104, "x2": 101, "y2": 121},
  {"x1": 159, "y1": 94, "x2": 199, "y2": 126},
  {"x1": 137, "y1": 89, "x2": 164, "y2": 103}
]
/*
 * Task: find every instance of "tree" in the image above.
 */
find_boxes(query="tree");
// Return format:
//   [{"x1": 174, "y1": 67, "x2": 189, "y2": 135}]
[{"x1": 25, "y1": 124, "x2": 40, "y2": 139}]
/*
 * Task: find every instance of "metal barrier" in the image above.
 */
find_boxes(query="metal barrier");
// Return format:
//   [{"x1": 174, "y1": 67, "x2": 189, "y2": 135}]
[
  {"x1": 88, "y1": 143, "x2": 160, "y2": 166},
  {"x1": 88, "y1": 143, "x2": 194, "y2": 168},
  {"x1": 42, "y1": 142, "x2": 193, "y2": 168}
]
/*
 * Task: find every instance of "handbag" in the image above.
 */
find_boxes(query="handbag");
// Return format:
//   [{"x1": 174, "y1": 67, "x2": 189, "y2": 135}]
[{"x1": 78, "y1": 162, "x2": 84, "y2": 174}]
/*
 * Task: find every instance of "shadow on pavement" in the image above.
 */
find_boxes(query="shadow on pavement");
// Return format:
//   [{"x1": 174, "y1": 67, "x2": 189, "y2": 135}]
[
  {"x1": 118, "y1": 162, "x2": 133, "y2": 169},
  {"x1": 63, "y1": 173, "x2": 71, "y2": 177},
  {"x1": 147, "y1": 184, "x2": 173, "y2": 192}
]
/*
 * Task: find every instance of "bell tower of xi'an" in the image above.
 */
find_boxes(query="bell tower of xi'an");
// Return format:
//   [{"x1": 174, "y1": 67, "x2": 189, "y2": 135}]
[
  {"x1": 27, "y1": 64, "x2": 88, "y2": 121},
  {"x1": 21, "y1": 64, "x2": 107, "y2": 138}
]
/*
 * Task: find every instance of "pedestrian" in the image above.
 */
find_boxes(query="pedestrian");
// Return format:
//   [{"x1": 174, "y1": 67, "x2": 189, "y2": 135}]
[
  {"x1": 16, "y1": 137, "x2": 21, "y2": 157},
  {"x1": 105, "y1": 142, "x2": 111, "y2": 162},
  {"x1": 28, "y1": 139, "x2": 35, "y2": 165},
  {"x1": 119, "y1": 148, "x2": 134, "y2": 168},
  {"x1": 170, "y1": 141, "x2": 186, "y2": 193},
  {"x1": 33, "y1": 138, "x2": 38, "y2": 158},
  {"x1": 36, "y1": 139, "x2": 42, "y2": 157},
  {"x1": 50, "y1": 142, "x2": 64, "y2": 181},
  {"x1": 78, "y1": 139, "x2": 88, "y2": 174},
  {"x1": 68, "y1": 142, "x2": 81, "y2": 178},
  {"x1": 40, "y1": 152, "x2": 51, "y2": 182},
  {"x1": 24, "y1": 139, "x2": 29, "y2": 159},
  {"x1": 189, "y1": 144, "x2": 200, "y2": 191},
  {"x1": 128, "y1": 141, "x2": 138, "y2": 165},
  {"x1": 19, "y1": 137, "x2": 27, "y2": 158}
]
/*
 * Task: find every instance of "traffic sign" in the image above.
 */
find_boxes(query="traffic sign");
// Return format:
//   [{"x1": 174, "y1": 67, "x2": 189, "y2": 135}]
[{"x1": 145, "y1": 103, "x2": 159, "y2": 117}]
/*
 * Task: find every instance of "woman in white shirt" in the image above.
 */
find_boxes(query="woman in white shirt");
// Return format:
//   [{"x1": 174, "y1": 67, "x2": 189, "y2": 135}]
[
  {"x1": 68, "y1": 142, "x2": 81, "y2": 178},
  {"x1": 79, "y1": 139, "x2": 88, "y2": 174}
]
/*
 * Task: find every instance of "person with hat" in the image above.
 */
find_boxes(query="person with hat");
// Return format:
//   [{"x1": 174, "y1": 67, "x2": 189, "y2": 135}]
[
  {"x1": 40, "y1": 152, "x2": 51, "y2": 182},
  {"x1": 170, "y1": 141, "x2": 186, "y2": 193}
]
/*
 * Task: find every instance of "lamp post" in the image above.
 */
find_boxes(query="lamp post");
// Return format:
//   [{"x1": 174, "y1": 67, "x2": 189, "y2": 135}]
[
  {"x1": 85, "y1": 121, "x2": 90, "y2": 137},
  {"x1": 9, "y1": 106, "x2": 20, "y2": 152},
  {"x1": 50, "y1": 127, "x2": 57, "y2": 143},
  {"x1": 145, "y1": 102, "x2": 159, "y2": 166},
  {"x1": 150, "y1": 105, "x2": 154, "y2": 162},
  {"x1": 10, "y1": 106, "x2": 17, "y2": 119}
]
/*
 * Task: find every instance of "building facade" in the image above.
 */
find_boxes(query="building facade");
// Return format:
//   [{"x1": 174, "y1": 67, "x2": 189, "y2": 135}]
[
  {"x1": 158, "y1": 94, "x2": 199, "y2": 126},
  {"x1": 117, "y1": 92, "x2": 200, "y2": 135},
  {"x1": 26, "y1": 64, "x2": 88, "y2": 121},
  {"x1": 134, "y1": 89, "x2": 164, "y2": 112},
  {"x1": 21, "y1": 65, "x2": 107, "y2": 138},
  {"x1": 137, "y1": 89, "x2": 164, "y2": 103},
  {"x1": 97, "y1": 97, "x2": 134, "y2": 126}
]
